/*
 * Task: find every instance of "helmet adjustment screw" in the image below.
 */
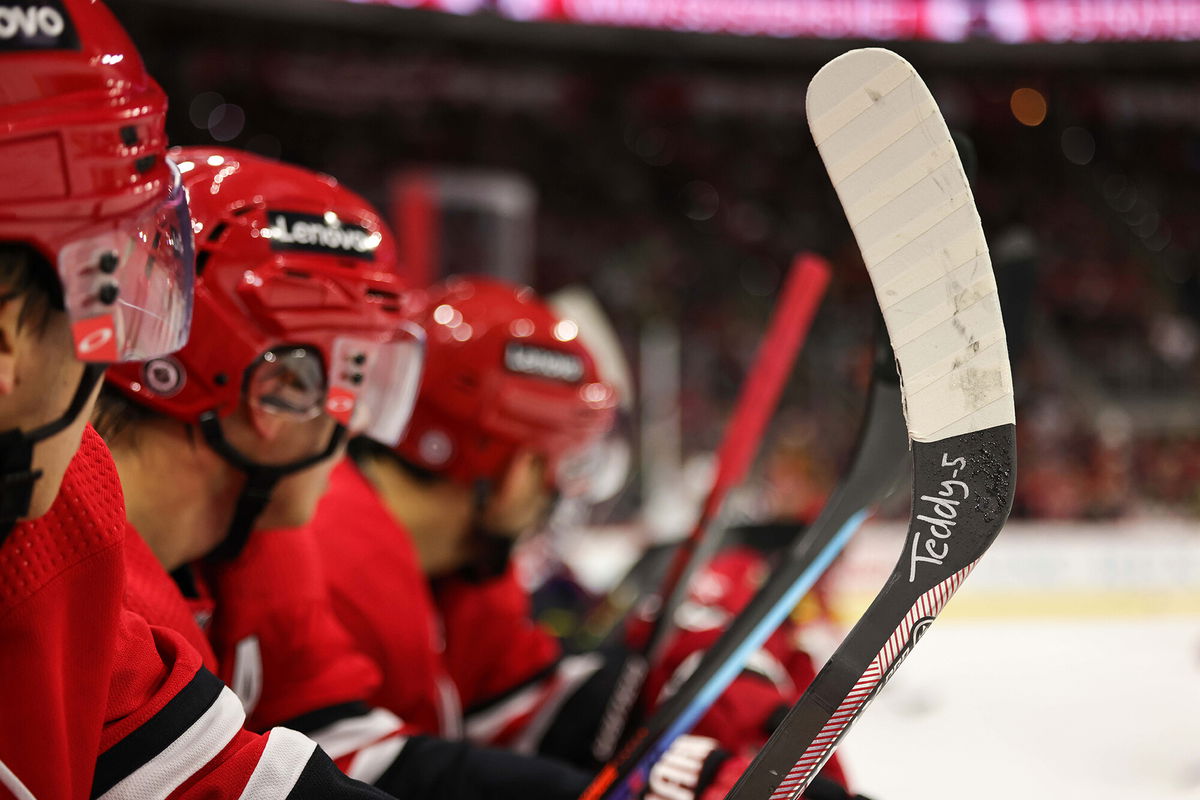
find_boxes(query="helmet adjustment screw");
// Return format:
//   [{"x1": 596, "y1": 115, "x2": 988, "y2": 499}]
[
  {"x1": 98, "y1": 283, "x2": 120, "y2": 305},
  {"x1": 98, "y1": 252, "x2": 119, "y2": 274},
  {"x1": 352, "y1": 353, "x2": 367, "y2": 365},
  {"x1": 350, "y1": 372, "x2": 364, "y2": 385}
]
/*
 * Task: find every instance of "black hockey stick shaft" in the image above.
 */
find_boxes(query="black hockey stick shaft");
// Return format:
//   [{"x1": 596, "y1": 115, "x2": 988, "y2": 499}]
[
  {"x1": 725, "y1": 426, "x2": 1015, "y2": 799},
  {"x1": 580, "y1": 331, "x2": 908, "y2": 800}
]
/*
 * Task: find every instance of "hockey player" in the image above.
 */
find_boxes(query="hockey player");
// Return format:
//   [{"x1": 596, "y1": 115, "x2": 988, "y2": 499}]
[
  {"x1": 0, "y1": 5, "x2": 393, "y2": 798},
  {"x1": 310, "y1": 277, "x2": 859, "y2": 799},
  {"x1": 97, "y1": 148, "x2": 597, "y2": 798}
]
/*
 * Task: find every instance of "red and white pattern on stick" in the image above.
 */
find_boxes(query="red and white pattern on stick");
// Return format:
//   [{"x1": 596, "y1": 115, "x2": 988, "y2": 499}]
[{"x1": 768, "y1": 561, "x2": 978, "y2": 800}]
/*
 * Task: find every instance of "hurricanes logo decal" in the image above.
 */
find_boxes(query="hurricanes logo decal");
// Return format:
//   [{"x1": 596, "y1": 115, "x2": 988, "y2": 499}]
[{"x1": 142, "y1": 357, "x2": 185, "y2": 398}]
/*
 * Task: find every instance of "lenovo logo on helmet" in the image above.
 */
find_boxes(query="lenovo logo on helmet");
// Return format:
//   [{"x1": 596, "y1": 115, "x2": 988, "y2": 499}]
[
  {"x1": 504, "y1": 343, "x2": 584, "y2": 383},
  {"x1": 265, "y1": 211, "x2": 377, "y2": 261},
  {"x1": 0, "y1": 2, "x2": 78, "y2": 50}
]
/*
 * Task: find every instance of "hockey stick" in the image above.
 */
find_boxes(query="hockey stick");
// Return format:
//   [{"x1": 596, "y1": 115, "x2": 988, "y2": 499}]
[
  {"x1": 580, "y1": 320, "x2": 908, "y2": 800},
  {"x1": 590, "y1": 254, "x2": 832, "y2": 763},
  {"x1": 724, "y1": 47, "x2": 1017, "y2": 800}
]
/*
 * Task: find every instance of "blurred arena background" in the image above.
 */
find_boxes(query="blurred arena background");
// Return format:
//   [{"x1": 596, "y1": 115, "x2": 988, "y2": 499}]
[{"x1": 106, "y1": 2, "x2": 1200, "y2": 797}]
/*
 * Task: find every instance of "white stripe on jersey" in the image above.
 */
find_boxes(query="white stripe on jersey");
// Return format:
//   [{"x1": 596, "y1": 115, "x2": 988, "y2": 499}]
[
  {"x1": 344, "y1": 736, "x2": 408, "y2": 785},
  {"x1": 237, "y1": 727, "x2": 318, "y2": 799},
  {"x1": 306, "y1": 707, "x2": 405, "y2": 761},
  {"x1": 231, "y1": 636, "x2": 264, "y2": 718},
  {"x1": 464, "y1": 652, "x2": 603, "y2": 751},
  {"x1": 98, "y1": 685, "x2": 246, "y2": 800},
  {"x1": 0, "y1": 758, "x2": 38, "y2": 800}
]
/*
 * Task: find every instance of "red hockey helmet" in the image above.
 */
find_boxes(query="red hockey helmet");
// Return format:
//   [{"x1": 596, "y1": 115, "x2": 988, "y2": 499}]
[
  {"x1": 105, "y1": 147, "x2": 424, "y2": 558},
  {"x1": 0, "y1": 0, "x2": 194, "y2": 363},
  {"x1": 396, "y1": 276, "x2": 617, "y2": 497},
  {"x1": 107, "y1": 146, "x2": 424, "y2": 447}
]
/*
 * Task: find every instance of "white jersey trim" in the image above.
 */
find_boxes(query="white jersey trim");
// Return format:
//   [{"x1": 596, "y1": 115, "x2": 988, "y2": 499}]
[
  {"x1": 0, "y1": 758, "x2": 37, "y2": 800},
  {"x1": 464, "y1": 653, "x2": 604, "y2": 752},
  {"x1": 344, "y1": 735, "x2": 408, "y2": 785},
  {"x1": 237, "y1": 727, "x2": 318, "y2": 800},
  {"x1": 231, "y1": 635, "x2": 264, "y2": 718},
  {"x1": 306, "y1": 707, "x2": 404, "y2": 761},
  {"x1": 98, "y1": 685, "x2": 246, "y2": 800}
]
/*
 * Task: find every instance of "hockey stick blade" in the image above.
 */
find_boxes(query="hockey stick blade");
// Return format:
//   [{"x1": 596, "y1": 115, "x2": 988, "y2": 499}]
[
  {"x1": 581, "y1": 327, "x2": 908, "y2": 800},
  {"x1": 724, "y1": 48, "x2": 1016, "y2": 800},
  {"x1": 590, "y1": 254, "x2": 831, "y2": 763}
]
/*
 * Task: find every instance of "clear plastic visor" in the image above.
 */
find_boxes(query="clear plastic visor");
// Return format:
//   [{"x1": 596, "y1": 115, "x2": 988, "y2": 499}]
[
  {"x1": 57, "y1": 159, "x2": 195, "y2": 363},
  {"x1": 330, "y1": 321, "x2": 426, "y2": 447},
  {"x1": 556, "y1": 430, "x2": 631, "y2": 502},
  {"x1": 246, "y1": 323, "x2": 425, "y2": 447}
]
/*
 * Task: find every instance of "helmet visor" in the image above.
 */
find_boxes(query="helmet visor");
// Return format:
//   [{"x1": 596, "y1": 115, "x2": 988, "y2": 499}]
[
  {"x1": 556, "y1": 430, "x2": 631, "y2": 502},
  {"x1": 327, "y1": 322, "x2": 426, "y2": 446},
  {"x1": 247, "y1": 346, "x2": 328, "y2": 421},
  {"x1": 57, "y1": 158, "x2": 195, "y2": 363}
]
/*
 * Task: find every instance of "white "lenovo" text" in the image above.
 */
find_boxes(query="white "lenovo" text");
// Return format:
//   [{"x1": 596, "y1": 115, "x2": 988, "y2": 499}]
[{"x1": 0, "y1": 5, "x2": 65, "y2": 39}]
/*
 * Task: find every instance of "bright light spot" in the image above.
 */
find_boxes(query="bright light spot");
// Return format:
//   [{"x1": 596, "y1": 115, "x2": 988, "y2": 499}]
[
  {"x1": 258, "y1": 227, "x2": 273, "y2": 239},
  {"x1": 582, "y1": 383, "x2": 610, "y2": 404},
  {"x1": 451, "y1": 323, "x2": 473, "y2": 342},
  {"x1": 323, "y1": 211, "x2": 339, "y2": 226},
  {"x1": 433, "y1": 304, "x2": 456, "y2": 326},
  {"x1": 177, "y1": 160, "x2": 195, "y2": 174},
  {"x1": 554, "y1": 319, "x2": 579, "y2": 342},
  {"x1": 510, "y1": 318, "x2": 535, "y2": 338},
  {"x1": 206, "y1": 155, "x2": 225, "y2": 167},
  {"x1": 243, "y1": 270, "x2": 263, "y2": 287},
  {"x1": 364, "y1": 231, "x2": 382, "y2": 249},
  {"x1": 100, "y1": 53, "x2": 124, "y2": 65},
  {"x1": 129, "y1": 381, "x2": 142, "y2": 393},
  {"x1": 1010, "y1": 88, "x2": 1047, "y2": 127}
]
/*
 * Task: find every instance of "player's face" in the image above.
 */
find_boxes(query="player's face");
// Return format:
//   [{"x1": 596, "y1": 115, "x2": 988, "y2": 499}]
[
  {"x1": 217, "y1": 398, "x2": 342, "y2": 529},
  {"x1": 0, "y1": 292, "x2": 101, "y2": 520},
  {"x1": 479, "y1": 449, "x2": 554, "y2": 539}
]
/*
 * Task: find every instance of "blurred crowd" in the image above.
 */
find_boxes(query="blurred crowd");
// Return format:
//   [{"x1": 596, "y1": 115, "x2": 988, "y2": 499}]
[{"x1": 114, "y1": 5, "x2": 1200, "y2": 520}]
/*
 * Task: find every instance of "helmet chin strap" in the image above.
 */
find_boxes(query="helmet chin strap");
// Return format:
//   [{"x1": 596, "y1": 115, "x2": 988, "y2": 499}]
[
  {"x1": 0, "y1": 362, "x2": 107, "y2": 544},
  {"x1": 197, "y1": 410, "x2": 346, "y2": 561},
  {"x1": 459, "y1": 478, "x2": 516, "y2": 583}
]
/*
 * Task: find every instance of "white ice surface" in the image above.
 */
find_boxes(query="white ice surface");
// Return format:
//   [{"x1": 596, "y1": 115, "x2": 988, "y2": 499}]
[{"x1": 838, "y1": 615, "x2": 1200, "y2": 800}]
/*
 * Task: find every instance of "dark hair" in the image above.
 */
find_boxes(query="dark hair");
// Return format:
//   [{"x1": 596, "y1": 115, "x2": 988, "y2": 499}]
[
  {"x1": 347, "y1": 435, "x2": 440, "y2": 485},
  {"x1": 92, "y1": 382, "x2": 175, "y2": 448},
  {"x1": 0, "y1": 243, "x2": 65, "y2": 333}
]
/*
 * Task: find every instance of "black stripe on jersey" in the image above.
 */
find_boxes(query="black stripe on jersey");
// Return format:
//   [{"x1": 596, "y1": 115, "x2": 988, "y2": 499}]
[
  {"x1": 278, "y1": 701, "x2": 374, "y2": 735},
  {"x1": 285, "y1": 746, "x2": 392, "y2": 800},
  {"x1": 462, "y1": 658, "x2": 562, "y2": 717},
  {"x1": 90, "y1": 667, "x2": 225, "y2": 798}
]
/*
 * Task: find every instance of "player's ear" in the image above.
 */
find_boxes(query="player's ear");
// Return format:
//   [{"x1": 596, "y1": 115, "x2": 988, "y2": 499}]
[{"x1": 0, "y1": 291, "x2": 24, "y2": 396}]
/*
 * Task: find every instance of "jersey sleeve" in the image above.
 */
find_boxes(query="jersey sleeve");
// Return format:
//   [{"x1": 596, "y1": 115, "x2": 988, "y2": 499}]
[
  {"x1": 204, "y1": 525, "x2": 385, "y2": 731},
  {"x1": 96, "y1": 607, "x2": 393, "y2": 799}
]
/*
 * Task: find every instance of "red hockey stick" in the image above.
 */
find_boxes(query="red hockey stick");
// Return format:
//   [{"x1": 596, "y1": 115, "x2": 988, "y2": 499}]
[{"x1": 590, "y1": 253, "x2": 832, "y2": 763}]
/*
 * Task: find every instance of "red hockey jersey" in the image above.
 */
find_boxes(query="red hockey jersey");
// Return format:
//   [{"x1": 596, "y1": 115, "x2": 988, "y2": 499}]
[
  {"x1": 312, "y1": 459, "x2": 570, "y2": 745},
  {"x1": 0, "y1": 426, "x2": 390, "y2": 800},
  {"x1": 122, "y1": 521, "x2": 410, "y2": 785}
]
